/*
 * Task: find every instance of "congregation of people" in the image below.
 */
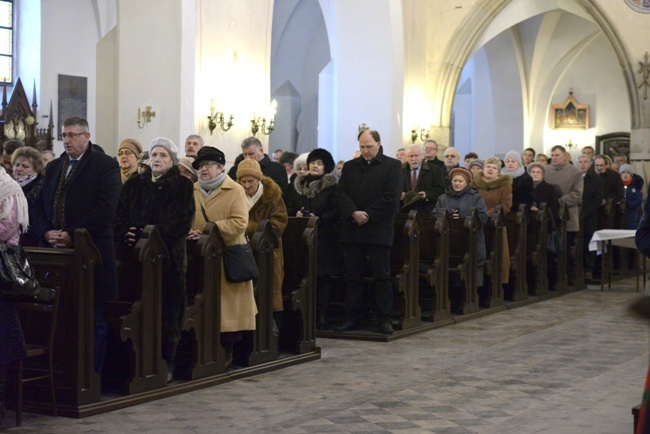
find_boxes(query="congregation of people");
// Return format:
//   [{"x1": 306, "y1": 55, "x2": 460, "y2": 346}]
[{"x1": 0, "y1": 117, "x2": 644, "y2": 423}]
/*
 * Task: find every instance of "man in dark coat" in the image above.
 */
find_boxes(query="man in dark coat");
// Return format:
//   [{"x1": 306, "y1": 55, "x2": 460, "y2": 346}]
[
  {"x1": 335, "y1": 129, "x2": 402, "y2": 334},
  {"x1": 401, "y1": 144, "x2": 445, "y2": 214},
  {"x1": 423, "y1": 139, "x2": 444, "y2": 168},
  {"x1": 594, "y1": 155, "x2": 623, "y2": 208},
  {"x1": 578, "y1": 155, "x2": 603, "y2": 281},
  {"x1": 227, "y1": 136, "x2": 287, "y2": 190},
  {"x1": 32, "y1": 116, "x2": 121, "y2": 374}
]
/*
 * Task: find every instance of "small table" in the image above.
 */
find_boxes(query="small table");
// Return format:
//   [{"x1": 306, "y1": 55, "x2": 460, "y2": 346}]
[{"x1": 589, "y1": 229, "x2": 645, "y2": 291}]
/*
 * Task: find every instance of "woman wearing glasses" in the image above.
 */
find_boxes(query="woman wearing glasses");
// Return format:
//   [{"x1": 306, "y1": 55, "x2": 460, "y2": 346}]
[
  {"x1": 115, "y1": 137, "x2": 195, "y2": 382},
  {"x1": 188, "y1": 146, "x2": 257, "y2": 369},
  {"x1": 117, "y1": 138, "x2": 143, "y2": 184}
]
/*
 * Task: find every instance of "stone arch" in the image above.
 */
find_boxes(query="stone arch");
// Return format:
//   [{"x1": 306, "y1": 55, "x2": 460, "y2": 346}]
[{"x1": 434, "y1": 0, "x2": 640, "y2": 132}]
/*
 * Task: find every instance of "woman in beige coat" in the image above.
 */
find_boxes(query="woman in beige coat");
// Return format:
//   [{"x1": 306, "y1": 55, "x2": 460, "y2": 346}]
[{"x1": 188, "y1": 146, "x2": 257, "y2": 368}]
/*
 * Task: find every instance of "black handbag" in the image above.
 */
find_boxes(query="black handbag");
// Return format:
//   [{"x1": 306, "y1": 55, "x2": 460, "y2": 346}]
[
  {"x1": 547, "y1": 229, "x2": 562, "y2": 254},
  {"x1": 0, "y1": 243, "x2": 43, "y2": 299},
  {"x1": 200, "y1": 203, "x2": 259, "y2": 283},
  {"x1": 223, "y1": 243, "x2": 259, "y2": 283}
]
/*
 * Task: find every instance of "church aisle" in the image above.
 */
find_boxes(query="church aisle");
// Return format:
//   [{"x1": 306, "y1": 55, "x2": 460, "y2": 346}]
[{"x1": 5, "y1": 280, "x2": 646, "y2": 433}]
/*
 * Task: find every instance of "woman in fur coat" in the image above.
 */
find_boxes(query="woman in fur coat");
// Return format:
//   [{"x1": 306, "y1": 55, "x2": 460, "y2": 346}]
[
  {"x1": 290, "y1": 148, "x2": 340, "y2": 330},
  {"x1": 115, "y1": 138, "x2": 195, "y2": 381},
  {"x1": 472, "y1": 157, "x2": 513, "y2": 302},
  {"x1": 236, "y1": 158, "x2": 288, "y2": 331}
]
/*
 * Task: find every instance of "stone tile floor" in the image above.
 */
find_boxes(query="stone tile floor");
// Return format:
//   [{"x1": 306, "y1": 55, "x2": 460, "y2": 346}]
[{"x1": 2, "y1": 280, "x2": 647, "y2": 433}]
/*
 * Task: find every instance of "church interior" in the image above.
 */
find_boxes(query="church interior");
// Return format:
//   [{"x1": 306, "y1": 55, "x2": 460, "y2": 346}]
[{"x1": 3, "y1": 0, "x2": 650, "y2": 432}]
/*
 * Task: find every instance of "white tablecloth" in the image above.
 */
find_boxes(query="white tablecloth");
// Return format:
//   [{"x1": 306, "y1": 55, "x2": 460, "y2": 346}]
[{"x1": 588, "y1": 229, "x2": 637, "y2": 253}]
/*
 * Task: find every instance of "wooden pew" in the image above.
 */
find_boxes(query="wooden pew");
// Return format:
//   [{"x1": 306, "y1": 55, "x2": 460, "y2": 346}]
[
  {"x1": 237, "y1": 219, "x2": 278, "y2": 366},
  {"x1": 556, "y1": 204, "x2": 569, "y2": 293},
  {"x1": 573, "y1": 205, "x2": 586, "y2": 290},
  {"x1": 482, "y1": 205, "x2": 504, "y2": 308},
  {"x1": 448, "y1": 208, "x2": 480, "y2": 315},
  {"x1": 280, "y1": 216, "x2": 317, "y2": 353},
  {"x1": 103, "y1": 226, "x2": 169, "y2": 395},
  {"x1": 182, "y1": 223, "x2": 225, "y2": 379},
  {"x1": 418, "y1": 211, "x2": 450, "y2": 322},
  {"x1": 391, "y1": 210, "x2": 421, "y2": 330},
  {"x1": 504, "y1": 205, "x2": 527, "y2": 301},
  {"x1": 527, "y1": 204, "x2": 548, "y2": 295},
  {"x1": 23, "y1": 229, "x2": 102, "y2": 415}
]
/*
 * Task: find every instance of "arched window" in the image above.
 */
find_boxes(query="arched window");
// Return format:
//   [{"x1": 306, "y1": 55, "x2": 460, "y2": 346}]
[{"x1": 0, "y1": 0, "x2": 12, "y2": 83}]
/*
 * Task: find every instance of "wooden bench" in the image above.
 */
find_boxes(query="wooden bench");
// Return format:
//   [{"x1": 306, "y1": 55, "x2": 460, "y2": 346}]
[
  {"x1": 23, "y1": 229, "x2": 102, "y2": 415},
  {"x1": 504, "y1": 204, "x2": 527, "y2": 301},
  {"x1": 391, "y1": 210, "x2": 422, "y2": 330},
  {"x1": 527, "y1": 204, "x2": 548, "y2": 295},
  {"x1": 280, "y1": 216, "x2": 317, "y2": 353},
  {"x1": 181, "y1": 223, "x2": 225, "y2": 379},
  {"x1": 417, "y1": 211, "x2": 450, "y2": 322},
  {"x1": 103, "y1": 225, "x2": 168, "y2": 395},
  {"x1": 482, "y1": 205, "x2": 504, "y2": 308},
  {"x1": 556, "y1": 204, "x2": 569, "y2": 293},
  {"x1": 236, "y1": 219, "x2": 278, "y2": 366},
  {"x1": 448, "y1": 208, "x2": 480, "y2": 315}
]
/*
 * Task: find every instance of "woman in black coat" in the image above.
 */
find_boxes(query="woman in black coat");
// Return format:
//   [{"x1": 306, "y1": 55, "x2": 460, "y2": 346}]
[
  {"x1": 12, "y1": 146, "x2": 44, "y2": 246},
  {"x1": 504, "y1": 150, "x2": 534, "y2": 211},
  {"x1": 114, "y1": 138, "x2": 195, "y2": 382},
  {"x1": 527, "y1": 162, "x2": 561, "y2": 289},
  {"x1": 290, "y1": 149, "x2": 340, "y2": 330}
]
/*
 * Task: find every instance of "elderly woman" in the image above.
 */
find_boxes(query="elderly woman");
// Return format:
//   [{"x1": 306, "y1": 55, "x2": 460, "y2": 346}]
[
  {"x1": 115, "y1": 137, "x2": 195, "y2": 381},
  {"x1": 528, "y1": 162, "x2": 561, "y2": 289},
  {"x1": 136, "y1": 151, "x2": 151, "y2": 176},
  {"x1": 503, "y1": 150, "x2": 534, "y2": 210},
  {"x1": 433, "y1": 168, "x2": 488, "y2": 313},
  {"x1": 468, "y1": 159, "x2": 484, "y2": 176},
  {"x1": 117, "y1": 138, "x2": 143, "y2": 184},
  {"x1": 472, "y1": 157, "x2": 513, "y2": 302},
  {"x1": 12, "y1": 147, "x2": 44, "y2": 246},
  {"x1": 236, "y1": 158, "x2": 288, "y2": 331},
  {"x1": 620, "y1": 164, "x2": 643, "y2": 230},
  {"x1": 293, "y1": 153, "x2": 310, "y2": 178},
  {"x1": 289, "y1": 149, "x2": 340, "y2": 330},
  {"x1": 188, "y1": 146, "x2": 257, "y2": 369},
  {"x1": 0, "y1": 166, "x2": 29, "y2": 422},
  {"x1": 178, "y1": 156, "x2": 198, "y2": 183}
]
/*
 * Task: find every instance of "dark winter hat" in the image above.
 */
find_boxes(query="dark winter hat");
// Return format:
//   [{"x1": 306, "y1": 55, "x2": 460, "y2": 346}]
[
  {"x1": 468, "y1": 159, "x2": 484, "y2": 171},
  {"x1": 192, "y1": 146, "x2": 226, "y2": 169},
  {"x1": 307, "y1": 148, "x2": 335, "y2": 174}
]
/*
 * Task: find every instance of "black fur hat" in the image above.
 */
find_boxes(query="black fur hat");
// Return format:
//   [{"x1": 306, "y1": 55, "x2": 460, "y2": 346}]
[{"x1": 307, "y1": 148, "x2": 335, "y2": 174}]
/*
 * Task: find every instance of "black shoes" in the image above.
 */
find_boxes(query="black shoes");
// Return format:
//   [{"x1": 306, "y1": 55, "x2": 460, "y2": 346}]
[
  {"x1": 379, "y1": 320, "x2": 394, "y2": 335},
  {"x1": 334, "y1": 320, "x2": 359, "y2": 332}
]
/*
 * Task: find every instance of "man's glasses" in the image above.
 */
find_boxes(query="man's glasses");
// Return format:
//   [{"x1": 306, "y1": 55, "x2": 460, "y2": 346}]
[{"x1": 60, "y1": 132, "x2": 86, "y2": 139}]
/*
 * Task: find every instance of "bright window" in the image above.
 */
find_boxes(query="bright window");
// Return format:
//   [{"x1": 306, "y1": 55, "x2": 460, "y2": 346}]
[{"x1": 0, "y1": 0, "x2": 12, "y2": 83}]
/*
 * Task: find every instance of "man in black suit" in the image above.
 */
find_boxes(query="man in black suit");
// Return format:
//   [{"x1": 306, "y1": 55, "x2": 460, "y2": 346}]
[
  {"x1": 401, "y1": 144, "x2": 445, "y2": 214},
  {"x1": 33, "y1": 117, "x2": 121, "y2": 374},
  {"x1": 335, "y1": 129, "x2": 402, "y2": 334},
  {"x1": 227, "y1": 137, "x2": 287, "y2": 190}
]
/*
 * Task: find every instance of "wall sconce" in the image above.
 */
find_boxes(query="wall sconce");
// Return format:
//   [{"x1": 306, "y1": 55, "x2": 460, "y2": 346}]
[
  {"x1": 250, "y1": 100, "x2": 277, "y2": 136},
  {"x1": 358, "y1": 123, "x2": 369, "y2": 133},
  {"x1": 207, "y1": 100, "x2": 233, "y2": 135},
  {"x1": 137, "y1": 106, "x2": 156, "y2": 129},
  {"x1": 566, "y1": 138, "x2": 577, "y2": 151},
  {"x1": 411, "y1": 127, "x2": 429, "y2": 143}
]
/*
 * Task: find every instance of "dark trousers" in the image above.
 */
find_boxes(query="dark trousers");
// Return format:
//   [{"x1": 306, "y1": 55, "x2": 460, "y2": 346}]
[
  {"x1": 94, "y1": 302, "x2": 107, "y2": 374},
  {"x1": 343, "y1": 244, "x2": 393, "y2": 321}
]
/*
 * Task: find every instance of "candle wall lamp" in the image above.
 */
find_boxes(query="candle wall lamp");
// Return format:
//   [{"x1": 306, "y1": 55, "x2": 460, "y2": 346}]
[
  {"x1": 207, "y1": 100, "x2": 233, "y2": 134},
  {"x1": 411, "y1": 127, "x2": 429, "y2": 143},
  {"x1": 250, "y1": 100, "x2": 277, "y2": 136},
  {"x1": 137, "y1": 106, "x2": 156, "y2": 129}
]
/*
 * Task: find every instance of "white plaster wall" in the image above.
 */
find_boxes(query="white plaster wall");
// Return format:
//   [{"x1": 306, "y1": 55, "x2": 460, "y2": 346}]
[
  {"x1": 195, "y1": 0, "x2": 274, "y2": 166},
  {"x1": 318, "y1": 0, "x2": 403, "y2": 161},
  {"x1": 38, "y1": 1, "x2": 99, "y2": 155}
]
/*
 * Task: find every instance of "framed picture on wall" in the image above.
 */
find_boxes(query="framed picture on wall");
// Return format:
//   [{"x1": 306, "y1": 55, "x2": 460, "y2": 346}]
[{"x1": 551, "y1": 91, "x2": 589, "y2": 129}]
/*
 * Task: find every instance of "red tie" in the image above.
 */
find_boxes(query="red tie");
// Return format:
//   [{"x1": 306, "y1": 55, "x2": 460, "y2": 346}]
[{"x1": 412, "y1": 169, "x2": 417, "y2": 191}]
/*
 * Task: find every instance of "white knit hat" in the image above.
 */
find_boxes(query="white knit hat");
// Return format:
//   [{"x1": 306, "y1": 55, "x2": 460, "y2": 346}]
[{"x1": 149, "y1": 137, "x2": 179, "y2": 165}]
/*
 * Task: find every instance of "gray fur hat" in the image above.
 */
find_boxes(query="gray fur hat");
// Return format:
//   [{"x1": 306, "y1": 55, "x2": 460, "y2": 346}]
[{"x1": 149, "y1": 137, "x2": 179, "y2": 165}]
